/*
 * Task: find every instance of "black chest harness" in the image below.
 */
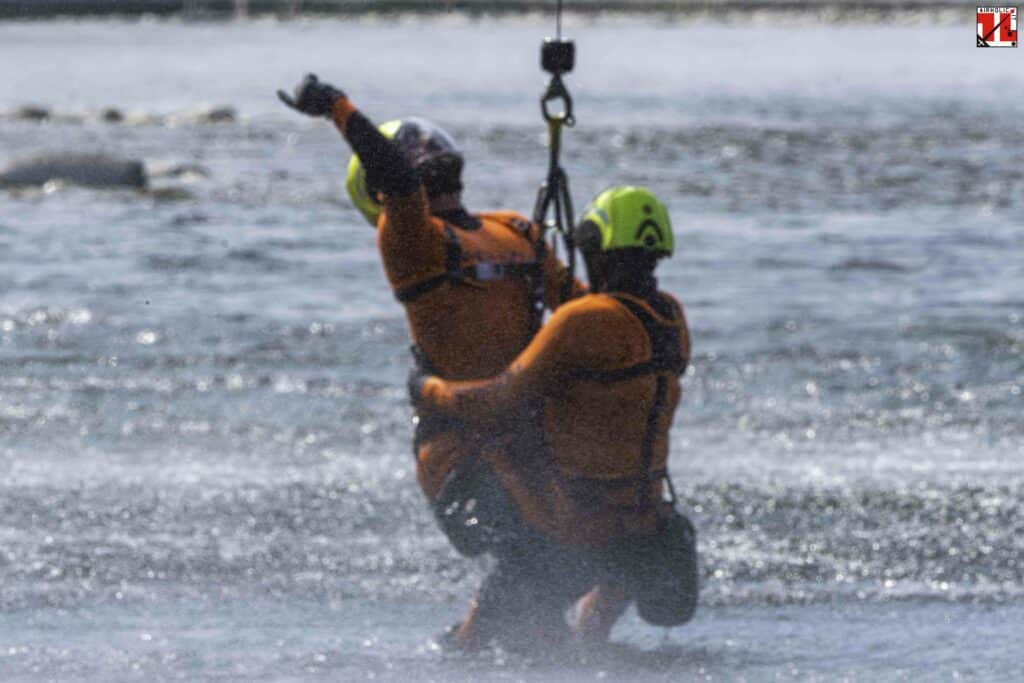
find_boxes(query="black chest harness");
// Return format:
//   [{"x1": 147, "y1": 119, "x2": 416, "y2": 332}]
[
  {"x1": 564, "y1": 293, "x2": 688, "y2": 512},
  {"x1": 393, "y1": 218, "x2": 548, "y2": 335}
]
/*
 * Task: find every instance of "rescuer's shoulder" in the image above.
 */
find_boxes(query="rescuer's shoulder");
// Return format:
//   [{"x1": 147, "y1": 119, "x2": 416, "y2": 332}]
[{"x1": 548, "y1": 292, "x2": 643, "y2": 336}]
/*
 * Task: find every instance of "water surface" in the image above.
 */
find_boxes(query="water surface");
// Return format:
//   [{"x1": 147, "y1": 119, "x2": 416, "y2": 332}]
[{"x1": 1, "y1": 14, "x2": 1022, "y2": 681}]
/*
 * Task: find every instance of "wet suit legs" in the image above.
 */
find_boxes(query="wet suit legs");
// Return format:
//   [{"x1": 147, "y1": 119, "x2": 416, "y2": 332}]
[
  {"x1": 446, "y1": 505, "x2": 699, "y2": 650},
  {"x1": 573, "y1": 583, "x2": 631, "y2": 643},
  {"x1": 453, "y1": 524, "x2": 596, "y2": 652}
]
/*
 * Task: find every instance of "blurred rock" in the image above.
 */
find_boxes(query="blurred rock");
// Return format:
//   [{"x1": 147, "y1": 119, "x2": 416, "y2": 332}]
[
  {"x1": 201, "y1": 106, "x2": 236, "y2": 123},
  {"x1": 101, "y1": 108, "x2": 125, "y2": 123},
  {"x1": 0, "y1": 153, "x2": 147, "y2": 189},
  {"x1": 14, "y1": 105, "x2": 50, "y2": 121}
]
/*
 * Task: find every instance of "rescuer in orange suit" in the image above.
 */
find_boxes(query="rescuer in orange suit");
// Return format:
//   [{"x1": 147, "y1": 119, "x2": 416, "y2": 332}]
[
  {"x1": 412, "y1": 186, "x2": 699, "y2": 650},
  {"x1": 277, "y1": 75, "x2": 583, "y2": 568}
]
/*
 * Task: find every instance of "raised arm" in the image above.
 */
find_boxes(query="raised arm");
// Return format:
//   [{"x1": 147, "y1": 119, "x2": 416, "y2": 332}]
[
  {"x1": 278, "y1": 73, "x2": 431, "y2": 229},
  {"x1": 278, "y1": 74, "x2": 441, "y2": 291},
  {"x1": 279, "y1": 74, "x2": 419, "y2": 200}
]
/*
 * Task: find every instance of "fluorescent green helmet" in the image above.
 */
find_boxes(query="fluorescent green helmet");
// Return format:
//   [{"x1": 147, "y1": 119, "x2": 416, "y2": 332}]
[
  {"x1": 578, "y1": 186, "x2": 674, "y2": 256},
  {"x1": 345, "y1": 117, "x2": 463, "y2": 226}
]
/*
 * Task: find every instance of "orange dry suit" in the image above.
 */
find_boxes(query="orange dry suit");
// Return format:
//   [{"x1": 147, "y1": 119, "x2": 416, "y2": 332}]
[
  {"x1": 332, "y1": 101, "x2": 578, "y2": 533},
  {"x1": 420, "y1": 290, "x2": 691, "y2": 548}
]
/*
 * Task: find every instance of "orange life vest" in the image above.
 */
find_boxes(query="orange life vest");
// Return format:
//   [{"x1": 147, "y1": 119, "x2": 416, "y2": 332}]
[{"x1": 549, "y1": 292, "x2": 688, "y2": 543}]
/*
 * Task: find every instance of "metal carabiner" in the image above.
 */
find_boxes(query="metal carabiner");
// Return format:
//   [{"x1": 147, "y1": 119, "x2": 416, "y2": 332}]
[{"x1": 540, "y1": 75, "x2": 575, "y2": 127}]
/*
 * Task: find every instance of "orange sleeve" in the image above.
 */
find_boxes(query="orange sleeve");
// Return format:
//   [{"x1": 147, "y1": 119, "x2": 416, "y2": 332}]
[
  {"x1": 420, "y1": 297, "x2": 632, "y2": 424},
  {"x1": 377, "y1": 188, "x2": 445, "y2": 286},
  {"x1": 330, "y1": 98, "x2": 357, "y2": 134}
]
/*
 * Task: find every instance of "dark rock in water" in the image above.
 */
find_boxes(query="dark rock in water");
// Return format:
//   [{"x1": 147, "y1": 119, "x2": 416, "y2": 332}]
[
  {"x1": 0, "y1": 153, "x2": 147, "y2": 189},
  {"x1": 15, "y1": 105, "x2": 50, "y2": 121},
  {"x1": 101, "y1": 108, "x2": 125, "y2": 123},
  {"x1": 201, "y1": 106, "x2": 236, "y2": 123}
]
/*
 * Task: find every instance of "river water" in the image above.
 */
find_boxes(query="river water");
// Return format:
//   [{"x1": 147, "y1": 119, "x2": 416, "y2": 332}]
[{"x1": 1, "y1": 13, "x2": 1022, "y2": 682}]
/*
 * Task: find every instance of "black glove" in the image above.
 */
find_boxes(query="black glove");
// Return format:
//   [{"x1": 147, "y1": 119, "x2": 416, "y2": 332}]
[{"x1": 277, "y1": 74, "x2": 346, "y2": 117}]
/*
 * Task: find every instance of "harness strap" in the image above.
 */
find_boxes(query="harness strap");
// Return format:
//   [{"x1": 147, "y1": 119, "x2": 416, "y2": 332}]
[
  {"x1": 501, "y1": 216, "x2": 548, "y2": 337},
  {"x1": 561, "y1": 471, "x2": 671, "y2": 513},
  {"x1": 393, "y1": 219, "x2": 547, "y2": 307},
  {"x1": 638, "y1": 374, "x2": 668, "y2": 510},
  {"x1": 613, "y1": 294, "x2": 687, "y2": 377},
  {"x1": 568, "y1": 358, "x2": 679, "y2": 383},
  {"x1": 527, "y1": 228, "x2": 548, "y2": 336},
  {"x1": 567, "y1": 294, "x2": 686, "y2": 382},
  {"x1": 443, "y1": 221, "x2": 462, "y2": 281},
  {"x1": 561, "y1": 468, "x2": 668, "y2": 490},
  {"x1": 394, "y1": 273, "x2": 449, "y2": 303},
  {"x1": 468, "y1": 262, "x2": 543, "y2": 281}
]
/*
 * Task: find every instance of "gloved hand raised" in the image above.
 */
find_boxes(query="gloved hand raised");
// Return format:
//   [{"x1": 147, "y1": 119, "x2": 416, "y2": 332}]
[{"x1": 277, "y1": 74, "x2": 346, "y2": 117}]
